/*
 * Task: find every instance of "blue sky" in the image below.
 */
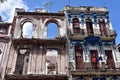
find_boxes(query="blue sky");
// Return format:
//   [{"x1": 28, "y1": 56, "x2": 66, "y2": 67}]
[{"x1": 0, "y1": 0, "x2": 120, "y2": 44}]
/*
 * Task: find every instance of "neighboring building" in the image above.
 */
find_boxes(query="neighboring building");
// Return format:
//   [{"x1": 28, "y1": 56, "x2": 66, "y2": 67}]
[
  {"x1": 65, "y1": 6, "x2": 120, "y2": 80},
  {"x1": 117, "y1": 43, "x2": 120, "y2": 69},
  {"x1": 117, "y1": 44, "x2": 120, "y2": 52},
  {"x1": 0, "y1": 16, "x2": 11, "y2": 79},
  {"x1": 0, "y1": 6, "x2": 120, "y2": 80}
]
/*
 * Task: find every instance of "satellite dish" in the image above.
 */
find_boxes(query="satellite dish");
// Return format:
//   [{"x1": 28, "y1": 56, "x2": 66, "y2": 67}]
[{"x1": 44, "y1": 1, "x2": 53, "y2": 11}]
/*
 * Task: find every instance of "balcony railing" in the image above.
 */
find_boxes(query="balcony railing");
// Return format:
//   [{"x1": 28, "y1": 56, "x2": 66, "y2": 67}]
[
  {"x1": 69, "y1": 61, "x2": 119, "y2": 71},
  {"x1": 70, "y1": 69, "x2": 120, "y2": 76},
  {"x1": 68, "y1": 29, "x2": 116, "y2": 36},
  {"x1": 67, "y1": 28, "x2": 85, "y2": 35},
  {"x1": 108, "y1": 30, "x2": 117, "y2": 37},
  {"x1": 69, "y1": 61, "x2": 120, "y2": 76},
  {"x1": 73, "y1": 29, "x2": 85, "y2": 35},
  {"x1": 67, "y1": 28, "x2": 86, "y2": 40},
  {"x1": 87, "y1": 29, "x2": 116, "y2": 36},
  {"x1": 67, "y1": 28, "x2": 116, "y2": 40}
]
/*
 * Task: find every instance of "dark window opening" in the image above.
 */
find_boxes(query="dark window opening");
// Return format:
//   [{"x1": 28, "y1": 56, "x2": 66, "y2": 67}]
[
  {"x1": 118, "y1": 47, "x2": 120, "y2": 52},
  {"x1": 15, "y1": 48, "x2": 29, "y2": 74},
  {"x1": 105, "y1": 50, "x2": 115, "y2": 69},
  {"x1": 73, "y1": 18, "x2": 80, "y2": 34},
  {"x1": 98, "y1": 19, "x2": 108, "y2": 36},
  {"x1": 90, "y1": 50, "x2": 99, "y2": 69},
  {"x1": 86, "y1": 18, "x2": 94, "y2": 35},
  {"x1": 75, "y1": 45, "x2": 84, "y2": 69}
]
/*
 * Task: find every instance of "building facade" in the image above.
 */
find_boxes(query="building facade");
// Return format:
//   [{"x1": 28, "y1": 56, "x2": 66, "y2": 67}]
[
  {"x1": 0, "y1": 6, "x2": 120, "y2": 80},
  {"x1": 65, "y1": 6, "x2": 120, "y2": 80}
]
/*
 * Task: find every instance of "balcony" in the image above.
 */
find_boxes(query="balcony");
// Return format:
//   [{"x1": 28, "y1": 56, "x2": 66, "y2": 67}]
[
  {"x1": 68, "y1": 28, "x2": 116, "y2": 41},
  {"x1": 100, "y1": 30, "x2": 117, "y2": 40},
  {"x1": 70, "y1": 69, "x2": 120, "y2": 77},
  {"x1": 5, "y1": 74, "x2": 68, "y2": 80},
  {"x1": 69, "y1": 60, "x2": 120, "y2": 77},
  {"x1": 12, "y1": 38, "x2": 66, "y2": 46},
  {"x1": 68, "y1": 29, "x2": 87, "y2": 40},
  {"x1": 85, "y1": 29, "x2": 116, "y2": 40}
]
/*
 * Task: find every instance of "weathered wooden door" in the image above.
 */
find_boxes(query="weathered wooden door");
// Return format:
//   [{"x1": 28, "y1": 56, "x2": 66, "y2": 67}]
[
  {"x1": 105, "y1": 50, "x2": 115, "y2": 69},
  {"x1": 75, "y1": 45, "x2": 84, "y2": 69}
]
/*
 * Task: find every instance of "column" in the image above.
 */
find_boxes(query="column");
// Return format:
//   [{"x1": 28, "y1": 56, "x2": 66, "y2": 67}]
[
  {"x1": 57, "y1": 48, "x2": 61, "y2": 74},
  {"x1": 35, "y1": 47, "x2": 43, "y2": 74},
  {"x1": 27, "y1": 49, "x2": 32, "y2": 74},
  {"x1": 60, "y1": 49, "x2": 66, "y2": 74},
  {"x1": 41, "y1": 48, "x2": 46, "y2": 74},
  {"x1": 31, "y1": 47, "x2": 37, "y2": 74}
]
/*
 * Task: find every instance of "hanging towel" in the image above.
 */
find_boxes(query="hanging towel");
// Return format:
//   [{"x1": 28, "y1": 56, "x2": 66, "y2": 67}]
[{"x1": 92, "y1": 57, "x2": 96, "y2": 63}]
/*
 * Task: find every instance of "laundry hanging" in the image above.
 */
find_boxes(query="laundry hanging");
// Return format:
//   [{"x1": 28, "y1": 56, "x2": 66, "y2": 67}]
[{"x1": 92, "y1": 57, "x2": 96, "y2": 63}]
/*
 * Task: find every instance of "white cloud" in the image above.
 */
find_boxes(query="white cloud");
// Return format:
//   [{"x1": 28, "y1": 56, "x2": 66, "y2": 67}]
[{"x1": 0, "y1": 0, "x2": 28, "y2": 22}]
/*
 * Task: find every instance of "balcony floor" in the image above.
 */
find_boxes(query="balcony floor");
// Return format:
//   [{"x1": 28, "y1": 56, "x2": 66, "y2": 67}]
[
  {"x1": 70, "y1": 69, "x2": 120, "y2": 77},
  {"x1": 5, "y1": 74, "x2": 68, "y2": 80}
]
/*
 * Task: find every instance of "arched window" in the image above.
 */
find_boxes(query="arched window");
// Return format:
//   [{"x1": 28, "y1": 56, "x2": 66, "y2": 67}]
[
  {"x1": 22, "y1": 22, "x2": 34, "y2": 38},
  {"x1": 72, "y1": 18, "x2": 80, "y2": 34},
  {"x1": 86, "y1": 18, "x2": 93, "y2": 34},
  {"x1": 98, "y1": 18, "x2": 107, "y2": 35},
  {"x1": 46, "y1": 49, "x2": 58, "y2": 75},
  {"x1": 47, "y1": 23, "x2": 58, "y2": 39}
]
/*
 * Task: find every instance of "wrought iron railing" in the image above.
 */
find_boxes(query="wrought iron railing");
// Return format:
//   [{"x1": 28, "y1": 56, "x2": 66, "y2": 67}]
[
  {"x1": 67, "y1": 28, "x2": 116, "y2": 38},
  {"x1": 69, "y1": 61, "x2": 120, "y2": 71},
  {"x1": 86, "y1": 29, "x2": 116, "y2": 37},
  {"x1": 70, "y1": 67, "x2": 120, "y2": 72},
  {"x1": 73, "y1": 29, "x2": 85, "y2": 35}
]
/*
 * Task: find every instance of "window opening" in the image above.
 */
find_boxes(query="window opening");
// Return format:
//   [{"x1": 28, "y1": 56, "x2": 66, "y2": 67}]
[
  {"x1": 73, "y1": 18, "x2": 80, "y2": 34},
  {"x1": 22, "y1": 22, "x2": 34, "y2": 38},
  {"x1": 105, "y1": 50, "x2": 115, "y2": 69},
  {"x1": 98, "y1": 19, "x2": 107, "y2": 36},
  {"x1": 15, "y1": 48, "x2": 29, "y2": 74},
  {"x1": 90, "y1": 50, "x2": 99, "y2": 69},
  {"x1": 75, "y1": 45, "x2": 84, "y2": 69},
  {"x1": 86, "y1": 19, "x2": 94, "y2": 35},
  {"x1": 46, "y1": 49, "x2": 58, "y2": 75},
  {"x1": 47, "y1": 23, "x2": 58, "y2": 39},
  {"x1": 0, "y1": 27, "x2": 7, "y2": 34}
]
